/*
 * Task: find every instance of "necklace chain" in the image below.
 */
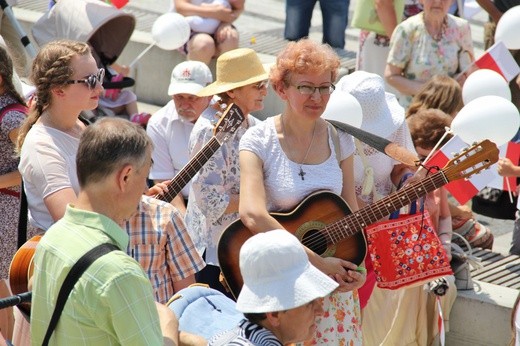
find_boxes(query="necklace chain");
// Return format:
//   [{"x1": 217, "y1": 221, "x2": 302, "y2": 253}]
[
  {"x1": 424, "y1": 13, "x2": 447, "y2": 42},
  {"x1": 280, "y1": 115, "x2": 317, "y2": 181}
]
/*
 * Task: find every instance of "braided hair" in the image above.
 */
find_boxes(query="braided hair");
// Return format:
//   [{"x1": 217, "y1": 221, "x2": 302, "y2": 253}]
[
  {"x1": 16, "y1": 40, "x2": 91, "y2": 153},
  {"x1": 0, "y1": 46, "x2": 26, "y2": 106}
]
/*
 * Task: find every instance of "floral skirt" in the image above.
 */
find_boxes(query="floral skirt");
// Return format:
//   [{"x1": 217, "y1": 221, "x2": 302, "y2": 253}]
[{"x1": 303, "y1": 290, "x2": 363, "y2": 346}]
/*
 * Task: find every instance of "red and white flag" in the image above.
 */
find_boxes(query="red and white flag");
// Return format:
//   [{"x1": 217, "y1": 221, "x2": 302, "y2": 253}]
[
  {"x1": 425, "y1": 135, "x2": 496, "y2": 204},
  {"x1": 486, "y1": 141, "x2": 520, "y2": 191},
  {"x1": 475, "y1": 41, "x2": 520, "y2": 82}
]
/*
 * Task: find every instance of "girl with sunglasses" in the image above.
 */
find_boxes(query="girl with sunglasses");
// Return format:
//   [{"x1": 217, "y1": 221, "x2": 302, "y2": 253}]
[{"x1": 17, "y1": 39, "x2": 103, "y2": 232}]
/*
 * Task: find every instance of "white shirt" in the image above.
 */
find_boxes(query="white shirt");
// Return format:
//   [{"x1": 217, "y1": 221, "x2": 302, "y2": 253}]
[
  {"x1": 239, "y1": 117, "x2": 355, "y2": 212},
  {"x1": 147, "y1": 100, "x2": 196, "y2": 199},
  {"x1": 19, "y1": 124, "x2": 80, "y2": 230}
]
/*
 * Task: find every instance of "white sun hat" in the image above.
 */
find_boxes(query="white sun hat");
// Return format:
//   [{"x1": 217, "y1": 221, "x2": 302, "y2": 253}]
[
  {"x1": 338, "y1": 71, "x2": 405, "y2": 138},
  {"x1": 235, "y1": 230, "x2": 338, "y2": 313}
]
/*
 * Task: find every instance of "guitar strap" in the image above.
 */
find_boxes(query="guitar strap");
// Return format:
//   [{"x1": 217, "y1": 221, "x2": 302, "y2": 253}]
[
  {"x1": 42, "y1": 243, "x2": 119, "y2": 346},
  {"x1": 326, "y1": 120, "x2": 419, "y2": 166}
]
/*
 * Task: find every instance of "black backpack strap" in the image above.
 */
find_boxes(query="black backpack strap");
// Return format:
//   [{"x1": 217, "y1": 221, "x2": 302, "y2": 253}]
[
  {"x1": 17, "y1": 181, "x2": 28, "y2": 249},
  {"x1": 42, "y1": 243, "x2": 120, "y2": 346}
]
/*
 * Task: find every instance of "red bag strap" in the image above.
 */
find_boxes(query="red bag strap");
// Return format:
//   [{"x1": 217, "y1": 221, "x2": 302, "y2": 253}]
[{"x1": 0, "y1": 103, "x2": 28, "y2": 123}]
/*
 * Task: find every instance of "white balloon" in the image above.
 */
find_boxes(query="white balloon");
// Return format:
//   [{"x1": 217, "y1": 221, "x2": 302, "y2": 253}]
[
  {"x1": 322, "y1": 90, "x2": 363, "y2": 128},
  {"x1": 495, "y1": 5, "x2": 520, "y2": 49},
  {"x1": 452, "y1": 95, "x2": 520, "y2": 146},
  {"x1": 462, "y1": 69, "x2": 511, "y2": 104},
  {"x1": 152, "y1": 13, "x2": 191, "y2": 50}
]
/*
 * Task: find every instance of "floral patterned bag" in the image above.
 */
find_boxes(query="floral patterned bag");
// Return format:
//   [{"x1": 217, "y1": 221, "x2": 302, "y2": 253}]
[{"x1": 365, "y1": 204, "x2": 453, "y2": 290}]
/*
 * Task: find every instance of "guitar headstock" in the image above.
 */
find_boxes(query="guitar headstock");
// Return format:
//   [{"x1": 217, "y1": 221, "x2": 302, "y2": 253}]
[
  {"x1": 213, "y1": 103, "x2": 245, "y2": 144},
  {"x1": 443, "y1": 140, "x2": 499, "y2": 182}
]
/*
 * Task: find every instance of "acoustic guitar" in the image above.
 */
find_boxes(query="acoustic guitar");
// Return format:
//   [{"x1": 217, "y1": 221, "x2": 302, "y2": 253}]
[
  {"x1": 5, "y1": 235, "x2": 41, "y2": 315},
  {"x1": 154, "y1": 103, "x2": 244, "y2": 202},
  {"x1": 218, "y1": 140, "x2": 499, "y2": 299}
]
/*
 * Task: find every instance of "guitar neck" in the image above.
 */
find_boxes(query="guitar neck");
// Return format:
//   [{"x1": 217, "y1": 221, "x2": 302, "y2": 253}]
[
  {"x1": 331, "y1": 170, "x2": 448, "y2": 242},
  {"x1": 155, "y1": 137, "x2": 221, "y2": 202}
]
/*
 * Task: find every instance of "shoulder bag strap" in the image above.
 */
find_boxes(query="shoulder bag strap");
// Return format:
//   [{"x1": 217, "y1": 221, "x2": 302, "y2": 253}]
[
  {"x1": 42, "y1": 243, "x2": 120, "y2": 346},
  {"x1": 327, "y1": 121, "x2": 341, "y2": 164},
  {"x1": 17, "y1": 181, "x2": 28, "y2": 249}
]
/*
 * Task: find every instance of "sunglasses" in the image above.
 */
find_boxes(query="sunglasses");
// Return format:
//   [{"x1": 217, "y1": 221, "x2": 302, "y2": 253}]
[
  {"x1": 254, "y1": 80, "x2": 269, "y2": 89},
  {"x1": 66, "y1": 68, "x2": 105, "y2": 90}
]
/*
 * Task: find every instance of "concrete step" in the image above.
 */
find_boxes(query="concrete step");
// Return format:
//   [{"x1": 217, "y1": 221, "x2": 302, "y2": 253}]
[
  {"x1": 12, "y1": 0, "x2": 488, "y2": 117},
  {"x1": 447, "y1": 281, "x2": 516, "y2": 346}
]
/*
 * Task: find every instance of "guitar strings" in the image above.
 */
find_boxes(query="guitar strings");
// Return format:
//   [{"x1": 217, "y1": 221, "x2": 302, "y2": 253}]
[
  {"x1": 296, "y1": 144, "x2": 488, "y2": 252},
  {"x1": 298, "y1": 171, "x2": 448, "y2": 252}
]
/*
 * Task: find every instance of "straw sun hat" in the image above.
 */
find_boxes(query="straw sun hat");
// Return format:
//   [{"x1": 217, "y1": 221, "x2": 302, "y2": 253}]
[
  {"x1": 197, "y1": 48, "x2": 269, "y2": 97},
  {"x1": 338, "y1": 71, "x2": 405, "y2": 139},
  {"x1": 235, "y1": 230, "x2": 338, "y2": 314}
]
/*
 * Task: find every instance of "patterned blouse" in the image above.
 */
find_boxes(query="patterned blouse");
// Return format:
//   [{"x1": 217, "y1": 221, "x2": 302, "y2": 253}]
[
  {"x1": 184, "y1": 107, "x2": 261, "y2": 266},
  {"x1": 387, "y1": 12, "x2": 474, "y2": 108}
]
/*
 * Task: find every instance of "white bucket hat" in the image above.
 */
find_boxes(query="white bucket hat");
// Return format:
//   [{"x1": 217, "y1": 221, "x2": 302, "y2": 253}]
[
  {"x1": 338, "y1": 71, "x2": 405, "y2": 138},
  {"x1": 236, "y1": 230, "x2": 338, "y2": 313},
  {"x1": 168, "y1": 61, "x2": 213, "y2": 96}
]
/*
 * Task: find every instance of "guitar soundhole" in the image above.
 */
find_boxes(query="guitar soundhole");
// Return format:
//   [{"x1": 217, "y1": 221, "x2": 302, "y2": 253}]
[{"x1": 301, "y1": 230, "x2": 328, "y2": 256}]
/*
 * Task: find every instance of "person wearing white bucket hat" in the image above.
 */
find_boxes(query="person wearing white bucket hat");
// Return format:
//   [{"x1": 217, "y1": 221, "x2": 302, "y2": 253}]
[
  {"x1": 185, "y1": 48, "x2": 268, "y2": 297},
  {"x1": 239, "y1": 39, "x2": 365, "y2": 345},
  {"x1": 209, "y1": 230, "x2": 338, "y2": 345},
  {"x1": 338, "y1": 71, "x2": 416, "y2": 312},
  {"x1": 147, "y1": 60, "x2": 213, "y2": 214}
]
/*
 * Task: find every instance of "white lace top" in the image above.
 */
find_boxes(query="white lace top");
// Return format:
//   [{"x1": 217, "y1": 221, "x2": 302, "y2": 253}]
[
  {"x1": 239, "y1": 117, "x2": 355, "y2": 211},
  {"x1": 354, "y1": 121, "x2": 416, "y2": 205}
]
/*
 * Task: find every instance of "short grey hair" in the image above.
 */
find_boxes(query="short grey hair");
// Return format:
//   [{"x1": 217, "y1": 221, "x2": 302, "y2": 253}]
[{"x1": 76, "y1": 118, "x2": 152, "y2": 187}]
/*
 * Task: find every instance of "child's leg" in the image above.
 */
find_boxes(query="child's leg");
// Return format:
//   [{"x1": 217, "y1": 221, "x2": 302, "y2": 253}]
[{"x1": 125, "y1": 100, "x2": 139, "y2": 117}]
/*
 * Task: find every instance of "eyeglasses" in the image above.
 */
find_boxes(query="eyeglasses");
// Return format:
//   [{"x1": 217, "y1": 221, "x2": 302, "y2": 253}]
[
  {"x1": 254, "y1": 80, "x2": 269, "y2": 90},
  {"x1": 292, "y1": 84, "x2": 335, "y2": 95},
  {"x1": 66, "y1": 68, "x2": 105, "y2": 90}
]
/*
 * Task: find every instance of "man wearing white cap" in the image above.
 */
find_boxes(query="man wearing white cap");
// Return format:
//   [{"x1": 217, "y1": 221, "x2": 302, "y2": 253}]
[
  {"x1": 147, "y1": 61, "x2": 213, "y2": 214},
  {"x1": 210, "y1": 230, "x2": 339, "y2": 345}
]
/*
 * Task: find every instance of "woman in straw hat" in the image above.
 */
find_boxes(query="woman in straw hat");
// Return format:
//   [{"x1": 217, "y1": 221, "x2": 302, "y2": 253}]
[
  {"x1": 184, "y1": 47, "x2": 269, "y2": 296},
  {"x1": 238, "y1": 39, "x2": 365, "y2": 345}
]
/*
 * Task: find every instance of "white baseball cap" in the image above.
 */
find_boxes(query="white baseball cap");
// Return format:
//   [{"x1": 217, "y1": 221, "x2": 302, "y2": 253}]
[
  {"x1": 168, "y1": 61, "x2": 213, "y2": 96},
  {"x1": 236, "y1": 230, "x2": 338, "y2": 313}
]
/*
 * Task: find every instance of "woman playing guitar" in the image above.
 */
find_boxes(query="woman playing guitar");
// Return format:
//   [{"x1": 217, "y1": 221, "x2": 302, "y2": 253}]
[{"x1": 238, "y1": 39, "x2": 366, "y2": 345}]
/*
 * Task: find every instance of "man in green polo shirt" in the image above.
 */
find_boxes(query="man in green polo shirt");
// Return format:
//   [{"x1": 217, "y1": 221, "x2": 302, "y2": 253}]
[{"x1": 30, "y1": 118, "x2": 179, "y2": 345}]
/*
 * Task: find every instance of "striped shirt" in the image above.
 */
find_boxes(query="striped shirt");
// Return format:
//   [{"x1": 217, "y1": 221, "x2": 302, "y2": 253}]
[
  {"x1": 31, "y1": 205, "x2": 163, "y2": 345},
  {"x1": 209, "y1": 319, "x2": 283, "y2": 346},
  {"x1": 125, "y1": 195, "x2": 205, "y2": 304}
]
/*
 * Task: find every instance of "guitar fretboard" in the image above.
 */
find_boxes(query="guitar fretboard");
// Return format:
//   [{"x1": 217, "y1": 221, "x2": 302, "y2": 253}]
[
  {"x1": 155, "y1": 137, "x2": 221, "y2": 202},
  {"x1": 325, "y1": 170, "x2": 448, "y2": 243}
]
